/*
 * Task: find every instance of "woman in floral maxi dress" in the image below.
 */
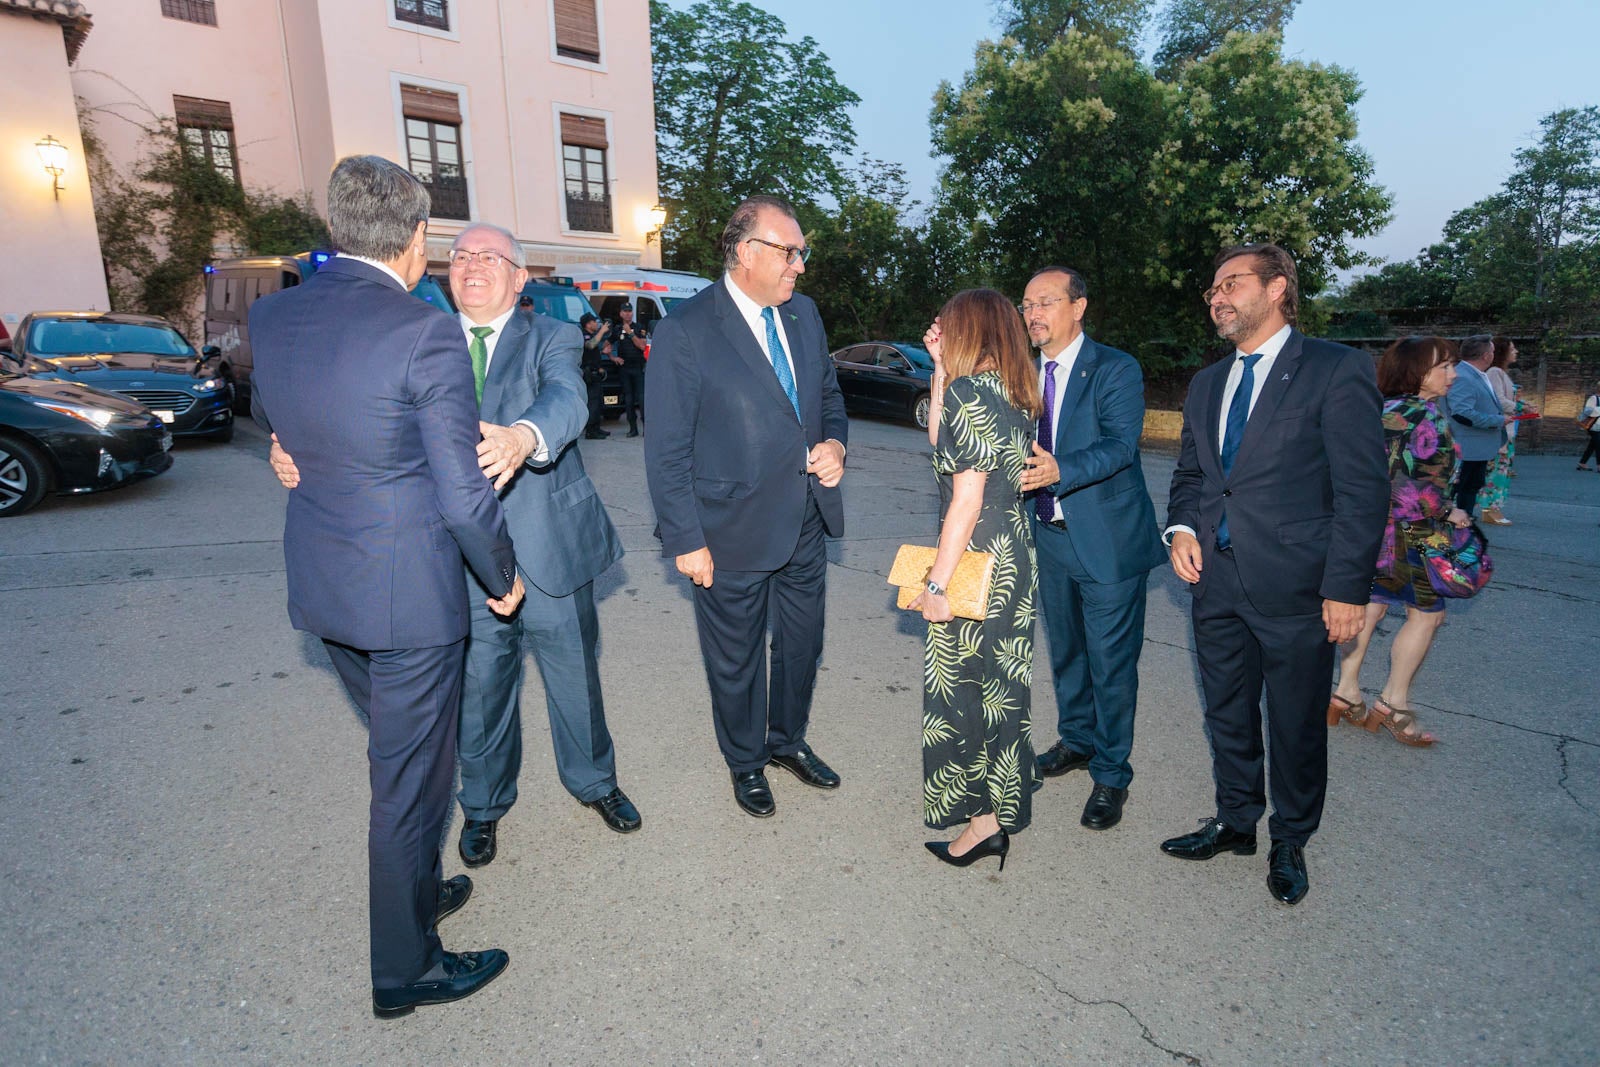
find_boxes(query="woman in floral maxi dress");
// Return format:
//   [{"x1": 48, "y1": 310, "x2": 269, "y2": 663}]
[{"x1": 910, "y1": 289, "x2": 1042, "y2": 870}]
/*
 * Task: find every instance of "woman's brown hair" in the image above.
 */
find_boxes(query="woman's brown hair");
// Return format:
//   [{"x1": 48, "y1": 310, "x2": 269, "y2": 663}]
[
  {"x1": 1376, "y1": 335, "x2": 1453, "y2": 398},
  {"x1": 936, "y1": 288, "x2": 1042, "y2": 419},
  {"x1": 1490, "y1": 335, "x2": 1516, "y2": 369}
]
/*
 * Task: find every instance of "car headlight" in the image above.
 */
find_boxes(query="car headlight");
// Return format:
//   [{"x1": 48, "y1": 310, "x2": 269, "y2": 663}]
[
  {"x1": 35, "y1": 401, "x2": 116, "y2": 430},
  {"x1": 193, "y1": 377, "x2": 226, "y2": 392}
]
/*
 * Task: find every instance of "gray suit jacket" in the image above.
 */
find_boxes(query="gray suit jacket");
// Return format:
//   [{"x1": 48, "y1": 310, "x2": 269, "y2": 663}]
[
  {"x1": 481, "y1": 308, "x2": 623, "y2": 597},
  {"x1": 1443, "y1": 361, "x2": 1506, "y2": 462}
]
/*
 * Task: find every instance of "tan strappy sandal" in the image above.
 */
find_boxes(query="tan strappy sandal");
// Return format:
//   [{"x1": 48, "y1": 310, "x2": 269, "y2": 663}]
[
  {"x1": 1326, "y1": 693, "x2": 1370, "y2": 729},
  {"x1": 1370, "y1": 697, "x2": 1437, "y2": 747}
]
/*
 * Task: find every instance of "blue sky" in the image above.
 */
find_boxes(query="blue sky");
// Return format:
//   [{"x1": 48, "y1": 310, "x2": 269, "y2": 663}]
[{"x1": 657, "y1": 0, "x2": 1600, "y2": 274}]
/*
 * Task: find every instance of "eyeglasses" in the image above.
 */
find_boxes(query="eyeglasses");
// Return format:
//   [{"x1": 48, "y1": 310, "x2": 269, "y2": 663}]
[
  {"x1": 1202, "y1": 272, "x2": 1261, "y2": 303},
  {"x1": 747, "y1": 237, "x2": 811, "y2": 266},
  {"x1": 448, "y1": 248, "x2": 517, "y2": 269},
  {"x1": 1017, "y1": 296, "x2": 1069, "y2": 316}
]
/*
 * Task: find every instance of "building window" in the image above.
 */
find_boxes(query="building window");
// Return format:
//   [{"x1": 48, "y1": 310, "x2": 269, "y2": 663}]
[
  {"x1": 402, "y1": 85, "x2": 469, "y2": 220},
  {"x1": 174, "y1": 96, "x2": 239, "y2": 183},
  {"x1": 560, "y1": 113, "x2": 611, "y2": 232},
  {"x1": 553, "y1": 0, "x2": 601, "y2": 63},
  {"x1": 393, "y1": 0, "x2": 450, "y2": 31},
  {"x1": 161, "y1": 0, "x2": 218, "y2": 26}
]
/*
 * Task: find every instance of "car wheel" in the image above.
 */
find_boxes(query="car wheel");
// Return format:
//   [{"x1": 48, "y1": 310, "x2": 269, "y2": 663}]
[
  {"x1": 229, "y1": 374, "x2": 251, "y2": 416},
  {"x1": 0, "y1": 436, "x2": 50, "y2": 517},
  {"x1": 912, "y1": 392, "x2": 932, "y2": 430}
]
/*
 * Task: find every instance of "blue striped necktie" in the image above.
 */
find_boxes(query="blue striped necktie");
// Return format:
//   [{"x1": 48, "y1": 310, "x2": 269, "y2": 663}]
[
  {"x1": 1216, "y1": 353, "x2": 1262, "y2": 550},
  {"x1": 762, "y1": 306, "x2": 801, "y2": 420}
]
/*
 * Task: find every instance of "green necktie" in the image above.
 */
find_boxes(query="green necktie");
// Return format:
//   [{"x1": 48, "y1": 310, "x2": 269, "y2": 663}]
[{"x1": 468, "y1": 325, "x2": 494, "y2": 403}]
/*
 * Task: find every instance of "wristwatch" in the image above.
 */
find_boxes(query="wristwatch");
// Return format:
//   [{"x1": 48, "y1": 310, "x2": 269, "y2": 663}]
[{"x1": 926, "y1": 579, "x2": 946, "y2": 597}]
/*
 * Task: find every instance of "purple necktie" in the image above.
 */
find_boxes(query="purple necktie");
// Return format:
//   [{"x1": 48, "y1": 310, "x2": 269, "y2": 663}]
[{"x1": 1035, "y1": 359, "x2": 1057, "y2": 523}]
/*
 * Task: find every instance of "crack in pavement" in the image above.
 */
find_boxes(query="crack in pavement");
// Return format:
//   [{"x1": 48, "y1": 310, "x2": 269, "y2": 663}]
[
  {"x1": 991, "y1": 946, "x2": 1204, "y2": 1065},
  {"x1": 1555, "y1": 737, "x2": 1598, "y2": 818}
]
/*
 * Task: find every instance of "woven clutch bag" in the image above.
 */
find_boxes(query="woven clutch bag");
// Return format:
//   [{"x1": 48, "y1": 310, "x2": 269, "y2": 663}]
[{"x1": 887, "y1": 544, "x2": 994, "y2": 621}]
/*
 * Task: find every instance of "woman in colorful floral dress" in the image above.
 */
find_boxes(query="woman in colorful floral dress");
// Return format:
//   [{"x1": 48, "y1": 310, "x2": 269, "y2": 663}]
[
  {"x1": 910, "y1": 289, "x2": 1042, "y2": 870},
  {"x1": 1476, "y1": 336, "x2": 1531, "y2": 525},
  {"x1": 1329, "y1": 336, "x2": 1471, "y2": 747}
]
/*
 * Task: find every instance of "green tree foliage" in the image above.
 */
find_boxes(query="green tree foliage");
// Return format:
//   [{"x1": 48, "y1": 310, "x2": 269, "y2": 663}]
[
  {"x1": 992, "y1": 0, "x2": 1150, "y2": 55},
  {"x1": 1152, "y1": 0, "x2": 1299, "y2": 75},
  {"x1": 240, "y1": 192, "x2": 331, "y2": 256},
  {"x1": 932, "y1": 27, "x2": 1389, "y2": 367},
  {"x1": 650, "y1": 0, "x2": 859, "y2": 276}
]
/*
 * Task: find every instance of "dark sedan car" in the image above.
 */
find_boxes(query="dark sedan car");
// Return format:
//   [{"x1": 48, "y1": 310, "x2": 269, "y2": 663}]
[
  {"x1": 0, "y1": 355, "x2": 173, "y2": 517},
  {"x1": 830, "y1": 342, "x2": 936, "y2": 429},
  {"x1": 13, "y1": 312, "x2": 235, "y2": 442}
]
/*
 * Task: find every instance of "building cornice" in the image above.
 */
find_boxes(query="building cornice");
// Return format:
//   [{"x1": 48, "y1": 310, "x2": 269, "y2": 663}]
[{"x1": 1, "y1": 0, "x2": 93, "y2": 62}]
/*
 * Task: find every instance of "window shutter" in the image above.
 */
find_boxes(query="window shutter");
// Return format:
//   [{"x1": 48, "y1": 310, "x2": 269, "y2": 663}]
[
  {"x1": 400, "y1": 84, "x2": 462, "y2": 125},
  {"x1": 174, "y1": 95, "x2": 234, "y2": 128},
  {"x1": 559, "y1": 113, "x2": 608, "y2": 150},
  {"x1": 553, "y1": 0, "x2": 601, "y2": 61}
]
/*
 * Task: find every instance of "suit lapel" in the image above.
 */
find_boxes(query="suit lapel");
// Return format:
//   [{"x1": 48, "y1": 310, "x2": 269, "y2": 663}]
[
  {"x1": 782, "y1": 302, "x2": 813, "y2": 421},
  {"x1": 1051, "y1": 337, "x2": 1099, "y2": 451},
  {"x1": 1202, "y1": 361, "x2": 1229, "y2": 473},
  {"x1": 479, "y1": 310, "x2": 529, "y2": 418},
  {"x1": 715, "y1": 281, "x2": 795, "y2": 417},
  {"x1": 1231, "y1": 328, "x2": 1304, "y2": 475}
]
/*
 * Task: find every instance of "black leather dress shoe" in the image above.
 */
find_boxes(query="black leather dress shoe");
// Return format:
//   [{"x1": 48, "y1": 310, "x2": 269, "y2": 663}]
[
  {"x1": 626, "y1": 428, "x2": 640, "y2": 437},
  {"x1": 1159, "y1": 816, "x2": 1258, "y2": 860},
  {"x1": 432, "y1": 875, "x2": 472, "y2": 928},
  {"x1": 768, "y1": 745, "x2": 841, "y2": 789},
  {"x1": 1036, "y1": 741, "x2": 1091, "y2": 779},
  {"x1": 732, "y1": 770, "x2": 776, "y2": 817},
  {"x1": 586, "y1": 787, "x2": 642, "y2": 833},
  {"x1": 458, "y1": 819, "x2": 498, "y2": 868},
  {"x1": 372, "y1": 948, "x2": 510, "y2": 1019},
  {"x1": 584, "y1": 429, "x2": 607, "y2": 440},
  {"x1": 1080, "y1": 784, "x2": 1128, "y2": 830},
  {"x1": 1267, "y1": 841, "x2": 1309, "y2": 905}
]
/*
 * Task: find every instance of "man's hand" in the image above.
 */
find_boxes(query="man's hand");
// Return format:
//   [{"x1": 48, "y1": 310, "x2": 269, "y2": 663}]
[
  {"x1": 676, "y1": 547, "x2": 714, "y2": 588},
  {"x1": 1169, "y1": 530, "x2": 1203, "y2": 584},
  {"x1": 269, "y1": 433, "x2": 300, "y2": 489},
  {"x1": 807, "y1": 439, "x2": 846, "y2": 488},
  {"x1": 486, "y1": 574, "x2": 525, "y2": 617},
  {"x1": 1322, "y1": 599, "x2": 1365, "y2": 644},
  {"x1": 1019, "y1": 441, "x2": 1058, "y2": 493},
  {"x1": 610, "y1": 354, "x2": 624, "y2": 365},
  {"x1": 477, "y1": 421, "x2": 537, "y2": 490}
]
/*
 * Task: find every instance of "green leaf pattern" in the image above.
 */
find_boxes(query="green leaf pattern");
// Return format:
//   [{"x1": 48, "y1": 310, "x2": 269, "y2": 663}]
[{"x1": 923, "y1": 371, "x2": 1039, "y2": 831}]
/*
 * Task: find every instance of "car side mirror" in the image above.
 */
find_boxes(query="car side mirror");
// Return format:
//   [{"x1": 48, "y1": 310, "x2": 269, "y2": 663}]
[{"x1": 202, "y1": 344, "x2": 222, "y2": 359}]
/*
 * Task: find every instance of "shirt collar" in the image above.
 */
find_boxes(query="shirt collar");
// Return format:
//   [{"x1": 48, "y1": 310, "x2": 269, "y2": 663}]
[
  {"x1": 1041, "y1": 332, "x2": 1086, "y2": 366},
  {"x1": 334, "y1": 252, "x2": 408, "y2": 290},
  {"x1": 459, "y1": 304, "x2": 516, "y2": 338},
  {"x1": 1235, "y1": 323, "x2": 1292, "y2": 363},
  {"x1": 723, "y1": 272, "x2": 769, "y2": 317}
]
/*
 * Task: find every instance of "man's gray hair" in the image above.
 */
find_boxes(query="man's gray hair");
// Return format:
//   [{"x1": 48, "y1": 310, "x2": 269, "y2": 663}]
[
  {"x1": 1460, "y1": 334, "x2": 1495, "y2": 364},
  {"x1": 720, "y1": 195, "x2": 796, "y2": 271},
  {"x1": 327, "y1": 155, "x2": 431, "y2": 261},
  {"x1": 450, "y1": 222, "x2": 526, "y2": 268}
]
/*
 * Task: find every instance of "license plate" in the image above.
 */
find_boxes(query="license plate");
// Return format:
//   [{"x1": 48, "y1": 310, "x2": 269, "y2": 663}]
[
  {"x1": 161, "y1": 431, "x2": 173, "y2": 451},
  {"x1": 603, "y1": 395, "x2": 620, "y2": 405},
  {"x1": 154, "y1": 410, "x2": 175, "y2": 423}
]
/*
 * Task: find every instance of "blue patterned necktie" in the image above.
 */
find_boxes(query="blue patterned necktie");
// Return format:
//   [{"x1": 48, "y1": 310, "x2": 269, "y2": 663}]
[
  {"x1": 761, "y1": 306, "x2": 801, "y2": 420},
  {"x1": 1035, "y1": 359, "x2": 1058, "y2": 523},
  {"x1": 1216, "y1": 352, "x2": 1262, "y2": 550}
]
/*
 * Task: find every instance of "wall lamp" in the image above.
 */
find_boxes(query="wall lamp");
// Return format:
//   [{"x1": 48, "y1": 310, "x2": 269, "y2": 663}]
[
  {"x1": 36, "y1": 134, "x2": 68, "y2": 200},
  {"x1": 643, "y1": 203, "x2": 667, "y2": 244}
]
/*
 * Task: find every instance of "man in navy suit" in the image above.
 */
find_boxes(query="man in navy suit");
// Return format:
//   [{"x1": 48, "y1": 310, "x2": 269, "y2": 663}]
[
  {"x1": 273, "y1": 221, "x2": 641, "y2": 863},
  {"x1": 1161, "y1": 243, "x2": 1388, "y2": 905},
  {"x1": 249, "y1": 156, "x2": 523, "y2": 1016},
  {"x1": 1444, "y1": 334, "x2": 1507, "y2": 516},
  {"x1": 644, "y1": 195, "x2": 849, "y2": 818},
  {"x1": 1015, "y1": 266, "x2": 1165, "y2": 832}
]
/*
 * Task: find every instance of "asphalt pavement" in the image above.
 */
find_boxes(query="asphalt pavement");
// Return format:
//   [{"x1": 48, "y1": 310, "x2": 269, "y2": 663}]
[{"x1": 1, "y1": 413, "x2": 1596, "y2": 1066}]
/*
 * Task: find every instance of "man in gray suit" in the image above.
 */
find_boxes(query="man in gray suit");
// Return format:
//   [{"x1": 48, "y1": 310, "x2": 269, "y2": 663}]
[
  {"x1": 273, "y1": 221, "x2": 639, "y2": 864},
  {"x1": 1445, "y1": 334, "x2": 1507, "y2": 517}
]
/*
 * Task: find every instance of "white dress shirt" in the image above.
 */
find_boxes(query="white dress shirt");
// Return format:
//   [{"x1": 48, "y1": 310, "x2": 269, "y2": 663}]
[
  {"x1": 1164, "y1": 323, "x2": 1292, "y2": 544},
  {"x1": 334, "y1": 252, "x2": 407, "y2": 288},
  {"x1": 721, "y1": 273, "x2": 843, "y2": 461},
  {"x1": 1037, "y1": 332, "x2": 1086, "y2": 521},
  {"x1": 462, "y1": 306, "x2": 548, "y2": 465}
]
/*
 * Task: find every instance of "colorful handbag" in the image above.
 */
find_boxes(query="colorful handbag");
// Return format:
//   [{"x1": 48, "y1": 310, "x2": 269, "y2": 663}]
[{"x1": 1416, "y1": 521, "x2": 1493, "y2": 598}]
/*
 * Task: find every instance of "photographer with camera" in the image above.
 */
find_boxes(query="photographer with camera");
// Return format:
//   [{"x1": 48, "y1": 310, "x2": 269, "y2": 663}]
[
  {"x1": 604, "y1": 303, "x2": 649, "y2": 437},
  {"x1": 580, "y1": 313, "x2": 613, "y2": 440}
]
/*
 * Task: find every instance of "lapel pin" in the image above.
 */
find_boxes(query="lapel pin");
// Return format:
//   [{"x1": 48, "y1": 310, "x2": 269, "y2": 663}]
[{"x1": 1281, "y1": 373, "x2": 1290, "y2": 380}]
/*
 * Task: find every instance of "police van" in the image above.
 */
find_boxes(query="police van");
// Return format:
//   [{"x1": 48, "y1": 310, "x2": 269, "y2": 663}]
[{"x1": 552, "y1": 265, "x2": 712, "y2": 332}]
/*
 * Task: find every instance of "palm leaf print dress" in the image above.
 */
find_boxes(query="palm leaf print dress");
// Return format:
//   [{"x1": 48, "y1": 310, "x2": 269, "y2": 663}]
[{"x1": 923, "y1": 371, "x2": 1038, "y2": 832}]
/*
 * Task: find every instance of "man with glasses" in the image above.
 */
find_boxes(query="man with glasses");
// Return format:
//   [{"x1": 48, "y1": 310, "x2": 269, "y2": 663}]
[
  {"x1": 272, "y1": 222, "x2": 642, "y2": 859},
  {"x1": 1161, "y1": 243, "x2": 1387, "y2": 905},
  {"x1": 1014, "y1": 266, "x2": 1165, "y2": 833},
  {"x1": 644, "y1": 195, "x2": 849, "y2": 819}
]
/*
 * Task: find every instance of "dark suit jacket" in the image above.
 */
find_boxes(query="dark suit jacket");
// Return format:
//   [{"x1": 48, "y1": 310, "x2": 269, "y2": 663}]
[
  {"x1": 249, "y1": 257, "x2": 516, "y2": 649},
  {"x1": 1166, "y1": 329, "x2": 1388, "y2": 616},
  {"x1": 1039, "y1": 336, "x2": 1165, "y2": 583},
  {"x1": 644, "y1": 279, "x2": 848, "y2": 572},
  {"x1": 482, "y1": 308, "x2": 623, "y2": 597}
]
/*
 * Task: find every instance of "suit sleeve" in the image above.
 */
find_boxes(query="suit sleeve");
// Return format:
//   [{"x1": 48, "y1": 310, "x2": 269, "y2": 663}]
[
  {"x1": 1319, "y1": 351, "x2": 1390, "y2": 604},
  {"x1": 812, "y1": 305, "x2": 848, "y2": 448},
  {"x1": 1446, "y1": 376, "x2": 1506, "y2": 429},
  {"x1": 1056, "y1": 354, "x2": 1142, "y2": 494},
  {"x1": 513, "y1": 320, "x2": 587, "y2": 466},
  {"x1": 642, "y1": 313, "x2": 705, "y2": 556},
  {"x1": 1166, "y1": 379, "x2": 1204, "y2": 533},
  {"x1": 409, "y1": 312, "x2": 517, "y2": 597}
]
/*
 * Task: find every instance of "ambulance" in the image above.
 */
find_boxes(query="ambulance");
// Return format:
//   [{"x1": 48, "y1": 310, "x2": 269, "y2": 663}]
[{"x1": 551, "y1": 265, "x2": 712, "y2": 331}]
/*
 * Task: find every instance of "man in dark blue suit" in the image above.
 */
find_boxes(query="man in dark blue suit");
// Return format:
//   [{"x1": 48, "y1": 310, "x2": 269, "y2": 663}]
[
  {"x1": 1162, "y1": 243, "x2": 1388, "y2": 905},
  {"x1": 249, "y1": 156, "x2": 523, "y2": 1016},
  {"x1": 1015, "y1": 266, "x2": 1165, "y2": 832},
  {"x1": 644, "y1": 196, "x2": 849, "y2": 818}
]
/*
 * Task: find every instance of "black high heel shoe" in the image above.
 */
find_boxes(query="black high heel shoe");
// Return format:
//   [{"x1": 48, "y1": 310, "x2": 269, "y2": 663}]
[{"x1": 925, "y1": 830, "x2": 1010, "y2": 870}]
